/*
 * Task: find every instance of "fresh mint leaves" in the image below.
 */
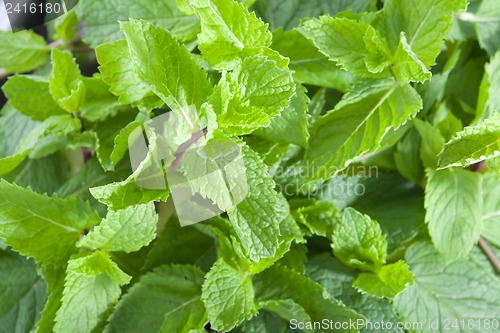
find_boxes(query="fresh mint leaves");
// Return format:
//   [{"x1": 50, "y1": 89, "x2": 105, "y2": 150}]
[{"x1": 1, "y1": 0, "x2": 499, "y2": 332}]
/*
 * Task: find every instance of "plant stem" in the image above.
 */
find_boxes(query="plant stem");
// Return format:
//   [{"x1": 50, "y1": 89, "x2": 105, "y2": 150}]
[
  {"x1": 0, "y1": 68, "x2": 7, "y2": 80},
  {"x1": 478, "y1": 236, "x2": 500, "y2": 273}
]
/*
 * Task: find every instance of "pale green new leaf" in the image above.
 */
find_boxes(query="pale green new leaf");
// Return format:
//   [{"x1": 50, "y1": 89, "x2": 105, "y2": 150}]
[
  {"x1": 0, "y1": 250, "x2": 47, "y2": 332},
  {"x1": 394, "y1": 240, "x2": 500, "y2": 333},
  {"x1": 0, "y1": 180, "x2": 100, "y2": 266},
  {"x1": 2, "y1": 75, "x2": 66, "y2": 121},
  {"x1": 353, "y1": 260, "x2": 413, "y2": 299},
  {"x1": 392, "y1": 32, "x2": 432, "y2": 83},
  {"x1": 210, "y1": 55, "x2": 295, "y2": 135},
  {"x1": 49, "y1": 49, "x2": 86, "y2": 113},
  {"x1": 254, "y1": 84, "x2": 309, "y2": 147},
  {"x1": 187, "y1": 0, "x2": 272, "y2": 69},
  {"x1": 202, "y1": 259, "x2": 257, "y2": 331},
  {"x1": 475, "y1": 51, "x2": 500, "y2": 123},
  {"x1": 306, "y1": 79, "x2": 422, "y2": 179},
  {"x1": 332, "y1": 207, "x2": 387, "y2": 272},
  {"x1": 0, "y1": 30, "x2": 49, "y2": 73},
  {"x1": 412, "y1": 118, "x2": 445, "y2": 169},
  {"x1": 54, "y1": 251, "x2": 131, "y2": 333},
  {"x1": 105, "y1": 264, "x2": 207, "y2": 333},
  {"x1": 78, "y1": 203, "x2": 158, "y2": 253},
  {"x1": 78, "y1": 0, "x2": 200, "y2": 48},
  {"x1": 96, "y1": 40, "x2": 163, "y2": 110},
  {"x1": 299, "y1": 16, "x2": 371, "y2": 76},
  {"x1": 438, "y1": 112, "x2": 500, "y2": 168},
  {"x1": 121, "y1": 19, "x2": 212, "y2": 111},
  {"x1": 53, "y1": 10, "x2": 79, "y2": 42},
  {"x1": 227, "y1": 144, "x2": 286, "y2": 261},
  {"x1": 425, "y1": 169, "x2": 482, "y2": 262},
  {"x1": 376, "y1": 0, "x2": 467, "y2": 68}
]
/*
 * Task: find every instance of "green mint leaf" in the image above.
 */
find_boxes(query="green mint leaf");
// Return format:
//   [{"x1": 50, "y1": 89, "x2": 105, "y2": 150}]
[
  {"x1": 54, "y1": 251, "x2": 131, "y2": 333},
  {"x1": 78, "y1": 0, "x2": 200, "y2": 48},
  {"x1": 332, "y1": 207, "x2": 387, "y2": 272},
  {"x1": 121, "y1": 19, "x2": 212, "y2": 110},
  {"x1": 412, "y1": 118, "x2": 445, "y2": 169},
  {"x1": 80, "y1": 76, "x2": 126, "y2": 122},
  {"x1": 394, "y1": 128, "x2": 424, "y2": 184},
  {"x1": 209, "y1": 55, "x2": 295, "y2": 136},
  {"x1": 187, "y1": 0, "x2": 271, "y2": 69},
  {"x1": 227, "y1": 144, "x2": 286, "y2": 261},
  {"x1": 202, "y1": 259, "x2": 257, "y2": 331},
  {"x1": 2, "y1": 75, "x2": 67, "y2": 121},
  {"x1": 105, "y1": 264, "x2": 206, "y2": 333},
  {"x1": 254, "y1": 83, "x2": 309, "y2": 147},
  {"x1": 291, "y1": 199, "x2": 339, "y2": 238},
  {"x1": 53, "y1": 10, "x2": 79, "y2": 42},
  {"x1": 391, "y1": 32, "x2": 432, "y2": 83},
  {"x1": 481, "y1": 172, "x2": 500, "y2": 248},
  {"x1": 0, "y1": 31, "x2": 49, "y2": 73},
  {"x1": 376, "y1": 0, "x2": 467, "y2": 68},
  {"x1": 78, "y1": 203, "x2": 158, "y2": 253},
  {"x1": 271, "y1": 29, "x2": 355, "y2": 92},
  {"x1": 299, "y1": 16, "x2": 373, "y2": 76},
  {"x1": 394, "y1": 240, "x2": 500, "y2": 333},
  {"x1": 0, "y1": 180, "x2": 100, "y2": 266},
  {"x1": 306, "y1": 79, "x2": 422, "y2": 179},
  {"x1": 253, "y1": 265, "x2": 363, "y2": 332},
  {"x1": 474, "y1": 0, "x2": 500, "y2": 56},
  {"x1": 49, "y1": 49, "x2": 86, "y2": 113},
  {"x1": 353, "y1": 260, "x2": 413, "y2": 299},
  {"x1": 36, "y1": 265, "x2": 67, "y2": 333},
  {"x1": 425, "y1": 168, "x2": 482, "y2": 262},
  {"x1": 0, "y1": 249, "x2": 47, "y2": 332},
  {"x1": 438, "y1": 112, "x2": 500, "y2": 169},
  {"x1": 95, "y1": 40, "x2": 164, "y2": 110}
]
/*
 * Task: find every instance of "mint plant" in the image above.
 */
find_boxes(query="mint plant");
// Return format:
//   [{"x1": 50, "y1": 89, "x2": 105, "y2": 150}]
[{"x1": 0, "y1": 0, "x2": 499, "y2": 332}]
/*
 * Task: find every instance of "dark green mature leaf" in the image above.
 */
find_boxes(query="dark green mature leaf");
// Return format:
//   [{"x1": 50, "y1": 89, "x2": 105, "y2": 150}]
[
  {"x1": 394, "y1": 240, "x2": 500, "y2": 333},
  {"x1": 106, "y1": 264, "x2": 206, "y2": 333},
  {"x1": 0, "y1": 250, "x2": 47, "y2": 333},
  {"x1": 306, "y1": 79, "x2": 422, "y2": 179},
  {"x1": 0, "y1": 180, "x2": 100, "y2": 266},
  {"x1": 0, "y1": 31, "x2": 49, "y2": 73},
  {"x1": 78, "y1": 0, "x2": 200, "y2": 48},
  {"x1": 253, "y1": 265, "x2": 364, "y2": 333},
  {"x1": 425, "y1": 169, "x2": 482, "y2": 262}
]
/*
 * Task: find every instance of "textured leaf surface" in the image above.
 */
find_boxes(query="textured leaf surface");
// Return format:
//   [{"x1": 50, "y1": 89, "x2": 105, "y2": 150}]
[
  {"x1": 79, "y1": 203, "x2": 158, "y2": 253},
  {"x1": 475, "y1": 0, "x2": 500, "y2": 55},
  {"x1": 121, "y1": 19, "x2": 212, "y2": 110},
  {"x1": 0, "y1": 31, "x2": 49, "y2": 73},
  {"x1": 0, "y1": 180, "x2": 100, "y2": 266},
  {"x1": 425, "y1": 169, "x2": 482, "y2": 262},
  {"x1": 202, "y1": 259, "x2": 256, "y2": 331},
  {"x1": 54, "y1": 251, "x2": 131, "y2": 333},
  {"x1": 187, "y1": 0, "x2": 271, "y2": 68},
  {"x1": 481, "y1": 173, "x2": 500, "y2": 248},
  {"x1": 394, "y1": 240, "x2": 500, "y2": 333},
  {"x1": 438, "y1": 112, "x2": 500, "y2": 168},
  {"x1": 106, "y1": 264, "x2": 206, "y2": 333},
  {"x1": 210, "y1": 55, "x2": 295, "y2": 135},
  {"x1": 332, "y1": 208, "x2": 387, "y2": 272},
  {"x1": 78, "y1": 0, "x2": 200, "y2": 47},
  {"x1": 306, "y1": 79, "x2": 422, "y2": 179}
]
